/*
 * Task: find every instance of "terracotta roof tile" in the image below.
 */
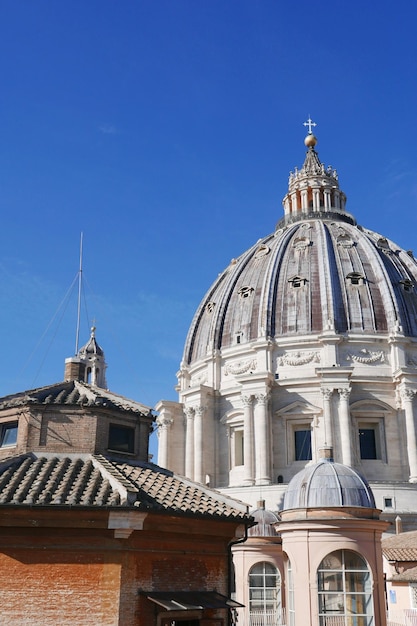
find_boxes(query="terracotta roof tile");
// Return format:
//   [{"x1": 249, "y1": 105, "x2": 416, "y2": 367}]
[
  {"x1": 0, "y1": 381, "x2": 153, "y2": 416},
  {"x1": 0, "y1": 453, "x2": 249, "y2": 522},
  {"x1": 382, "y1": 531, "x2": 417, "y2": 562},
  {"x1": 388, "y1": 565, "x2": 417, "y2": 582}
]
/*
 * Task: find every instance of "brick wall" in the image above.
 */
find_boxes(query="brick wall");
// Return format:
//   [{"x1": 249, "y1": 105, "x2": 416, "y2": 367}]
[{"x1": 0, "y1": 514, "x2": 236, "y2": 626}]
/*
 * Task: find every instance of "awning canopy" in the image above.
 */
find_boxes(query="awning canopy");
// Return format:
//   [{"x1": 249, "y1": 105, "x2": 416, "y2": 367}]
[{"x1": 147, "y1": 591, "x2": 244, "y2": 611}]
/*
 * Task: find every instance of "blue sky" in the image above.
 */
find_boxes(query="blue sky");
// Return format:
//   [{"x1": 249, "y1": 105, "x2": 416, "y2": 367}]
[{"x1": 1, "y1": 1, "x2": 417, "y2": 457}]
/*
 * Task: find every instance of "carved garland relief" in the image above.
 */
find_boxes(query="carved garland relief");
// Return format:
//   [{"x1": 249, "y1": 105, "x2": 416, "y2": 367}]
[
  {"x1": 277, "y1": 351, "x2": 321, "y2": 367},
  {"x1": 346, "y1": 349, "x2": 386, "y2": 364},
  {"x1": 224, "y1": 358, "x2": 257, "y2": 376}
]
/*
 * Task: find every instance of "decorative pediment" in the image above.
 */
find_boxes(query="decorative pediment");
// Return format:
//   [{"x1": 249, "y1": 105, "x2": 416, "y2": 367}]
[{"x1": 276, "y1": 400, "x2": 321, "y2": 416}]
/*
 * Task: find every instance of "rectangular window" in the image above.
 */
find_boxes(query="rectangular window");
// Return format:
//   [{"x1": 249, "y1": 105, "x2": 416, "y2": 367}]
[
  {"x1": 295, "y1": 429, "x2": 312, "y2": 461},
  {"x1": 359, "y1": 428, "x2": 377, "y2": 459},
  {"x1": 410, "y1": 584, "x2": 417, "y2": 609},
  {"x1": 234, "y1": 429, "x2": 244, "y2": 466},
  {"x1": 354, "y1": 415, "x2": 387, "y2": 463},
  {"x1": 108, "y1": 424, "x2": 135, "y2": 454},
  {"x1": 0, "y1": 422, "x2": 18, "y2": 447}
]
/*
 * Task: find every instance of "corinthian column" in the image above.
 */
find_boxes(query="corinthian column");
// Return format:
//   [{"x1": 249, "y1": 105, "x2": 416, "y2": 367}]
[
  {"x1": 254, "y1": 392, "x2": 271, "y2": 485},
  {"x1": 338, "y1": 388, "x2": 352, "y2": 466},
  {"x1": 184, "y1": 406, "x2": 195, "y2": 480},
  {"x1": 321, "y1": 387, "x2": 334, "y2": 452},
  {"x1": 241, "y1": 394, "x2": 254, "y2": 485},
  {"x1": 156, "y1": 416, "x2": 173, "y2": 468},
  {"x1": 194, "y1": 405, "x2": 205, "y2": 484},
  {"x1": 401, "y1": 388, "x2": 417, "y2": 482}
]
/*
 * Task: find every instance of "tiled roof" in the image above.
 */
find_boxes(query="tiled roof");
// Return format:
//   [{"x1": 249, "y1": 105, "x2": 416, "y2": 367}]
[
  {"x1": 0, "y1": 380, "x2": 152, "y2": 416},
  {"x1": 388, "y1": 565, "x2": 417, "y2": 582},
  {"x1": 0, "y1": 453, "x2": 249, "y2": 521},
  {"x1": 99, "y1": 456, "x2": 249, "y2": 518},
  {"x1": 382, "y1": 531, "x2": 417, "y2": 562}
]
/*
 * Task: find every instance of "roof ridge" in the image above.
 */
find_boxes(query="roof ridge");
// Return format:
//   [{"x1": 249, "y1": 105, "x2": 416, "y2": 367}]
[{"x1": 92, "y1": 455, "x2": 139, "y2": 505}]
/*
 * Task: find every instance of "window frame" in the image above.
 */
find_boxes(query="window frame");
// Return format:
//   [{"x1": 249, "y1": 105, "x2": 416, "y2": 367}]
[
  {"x1": 0, "y1": 421, "x2": 18, "y2": 448},
  {"x1": 107, "y1": 423, "x2": 135, "y2": 455},
  {"x1": 228, "y1": 421, "x2": 244, "y2": 469},
  {"x1": 356, "y1": 418, "x2": 386, "y2": 463},
  {"x1": 286, "y1": 419, "x2": 314, "y2": 464},
  {"x1": 317, "y1": 549, "x2": 374, "y2": 626},
  {"x1": 351, "y1": 402, "x2": 391, "y2": 466},
  {"x1": 248, "y1": 561, "x2": 281, "y2": 622}
]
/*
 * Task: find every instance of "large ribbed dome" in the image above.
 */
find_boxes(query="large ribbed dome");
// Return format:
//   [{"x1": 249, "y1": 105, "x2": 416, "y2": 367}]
[
  {"x1": 183, "y1": 135, "x2": 417, "y2": 366},
  {"x1": 157, "y1": 125, "x2": 417, "y2": 514},
  {"x1": 282, "y1": 459, "x2": 376, "y2": 510}
]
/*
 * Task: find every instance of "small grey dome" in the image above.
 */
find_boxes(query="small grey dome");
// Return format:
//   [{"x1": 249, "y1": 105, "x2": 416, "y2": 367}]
[
  {"x1": 282, "y1": 460, "x2": 376, "y2": 511},
  {"x1": 248, "y1": 500, "x2": 279, "y2": 537},
  {"x1": 78, "y1": 327, "x2": 104, "y2": 357}
]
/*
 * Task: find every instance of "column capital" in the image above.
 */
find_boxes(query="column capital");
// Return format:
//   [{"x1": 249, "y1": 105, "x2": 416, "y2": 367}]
[
  {"x1": 255, "y1": 392, "x2": 270, "y2": 406},
  {"x1": 401, "y1": 388, "x2": 416, "y2": 402},
  {"x1": 184, "y1": 406, "x2": 195, "y2": 419},
  {"x1": 156, "y1": 416, "x2": 173, "y2": 432},
  {"x1": 321, "y1": 387, "x2": 333, "y2": 401},
  {"x1": 338, "y1": 388, "x2": 351, "y2": 400},
  {"x1": 241, "y1": 394, "x2": 253, "y2": 407}
]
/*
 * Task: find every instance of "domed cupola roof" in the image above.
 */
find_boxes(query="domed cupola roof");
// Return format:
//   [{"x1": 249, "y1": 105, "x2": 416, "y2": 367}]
[
  {"x1": 183, "y1": 121, "x2": 417, "y2": 366},
  {"x1": 78, "y1": 326, "x2": 104, "y2": 357},
  {"x1": 282, "y1": 458, "x2": 376, "y2": 511},
  {"x1": 248, "y1": 500, "x2": 280, "y2": 537}
]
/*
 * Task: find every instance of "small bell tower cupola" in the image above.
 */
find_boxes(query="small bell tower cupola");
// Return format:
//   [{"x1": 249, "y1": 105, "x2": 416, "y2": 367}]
[{"x1": 64, "y1": 326, "x2": 107, "y2": 388}]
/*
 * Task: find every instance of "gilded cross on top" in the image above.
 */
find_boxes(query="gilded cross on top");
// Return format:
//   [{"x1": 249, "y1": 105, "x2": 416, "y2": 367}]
[{"x1": 303, "y1": 116, "x2": 317, "y2": 134}]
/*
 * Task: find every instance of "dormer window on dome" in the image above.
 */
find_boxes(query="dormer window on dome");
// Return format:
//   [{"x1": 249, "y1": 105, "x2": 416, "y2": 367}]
[
  {"x1": 346, "y1": 272, "x2": 365, "y2": 286},
  {"x1": 238, "y1": 286, "x2": 254, "y2": 299},
  {"x1": 288, "y1": 276, "x2": 308, "y2": 288},
  {"x1": 400, "y1": 279, "x2": 414, "y2": 293}
]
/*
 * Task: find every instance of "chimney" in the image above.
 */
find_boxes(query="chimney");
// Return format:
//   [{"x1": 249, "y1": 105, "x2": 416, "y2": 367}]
[
  {"x1": 395, "y1": 515, "x2": 403, "y2": 535},
  {"x1": 318, "y1": 446, "x2": 334, "y2": 461},
  {"x1": 64, "y1": 357, "x2": 86, "y2": 382}
]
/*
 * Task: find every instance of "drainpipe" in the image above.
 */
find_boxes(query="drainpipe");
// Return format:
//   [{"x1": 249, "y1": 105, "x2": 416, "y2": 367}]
[{"x1": 227, "y1": 510, "x2": 253, "y2": 626}]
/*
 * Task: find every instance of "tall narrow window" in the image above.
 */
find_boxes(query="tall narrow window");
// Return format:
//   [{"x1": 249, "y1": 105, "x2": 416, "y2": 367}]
[
  {"x1": 234, "y1": 429, "x2": 244, "y2": 466},
  {"x1": 249, "y1": 562, "x2": 282, "y2": 625},
  {"x1": 359, "y1": 428, "x2": 377, "y2": 459},
  {"x1": 317, "y1": 550, "x2": 373, "y2": 626},
  {"x1": 295, "y1": 429, "x2": 312, "y2": 461}
]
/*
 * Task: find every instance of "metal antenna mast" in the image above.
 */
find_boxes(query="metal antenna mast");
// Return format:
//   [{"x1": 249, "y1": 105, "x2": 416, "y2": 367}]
[{"x1": 75, "y1": 232, "x2": 83, "y2": 355}]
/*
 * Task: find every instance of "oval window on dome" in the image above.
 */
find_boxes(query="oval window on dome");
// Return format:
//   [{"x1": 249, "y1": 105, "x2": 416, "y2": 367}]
[
  {"x1": 292, "y1": 237, "x2": 311, "y2": 251},
  {"x1": 255, "y1": 244, "x2": 270, "y2": 258}
]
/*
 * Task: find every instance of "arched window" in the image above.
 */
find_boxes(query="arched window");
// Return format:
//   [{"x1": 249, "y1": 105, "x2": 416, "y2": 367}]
[
  {"x1": 317, "y1": 550, "x2": 373, "y2": 626},
  {"x1": 249, "y1": 562, "x2": 282, "y2": 624}
]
